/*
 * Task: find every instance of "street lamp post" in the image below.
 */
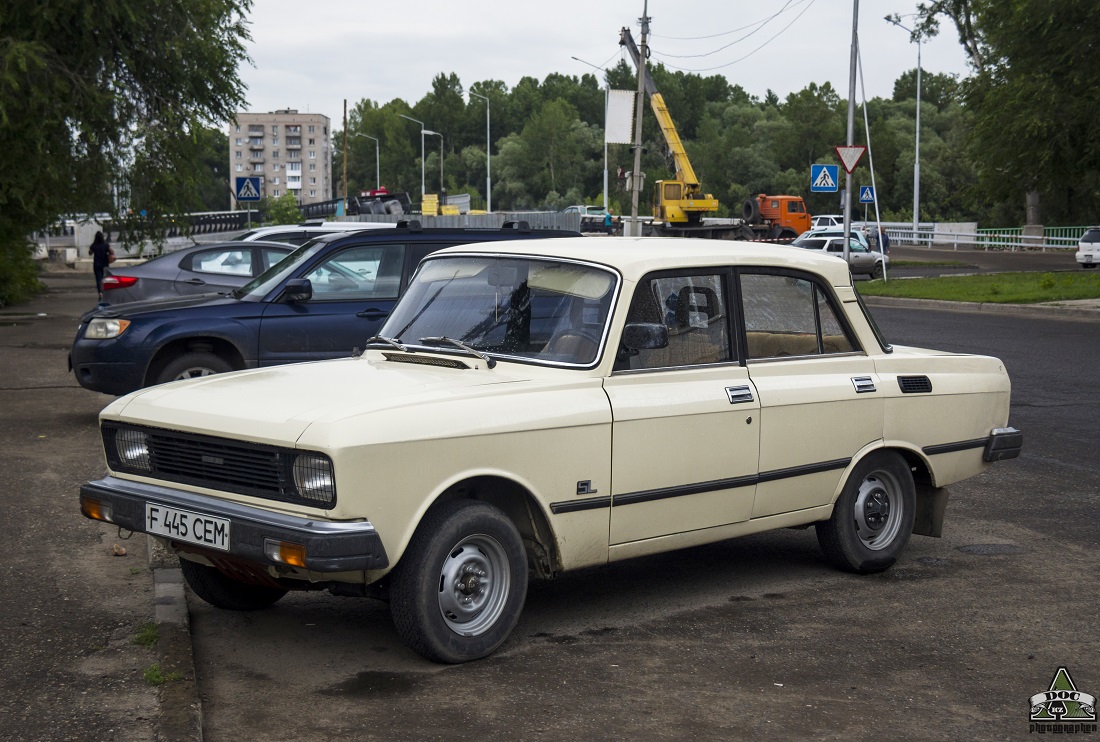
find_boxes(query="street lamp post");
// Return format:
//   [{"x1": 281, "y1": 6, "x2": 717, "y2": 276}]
[
  {"x1": 571, "y1": 56, "x2": 609, "y2": 212},
  {"x1": 397, "y1": 113, "x2": 425, "y2": 207},
  {"x1": 424, "y1": 130, "x2": 443, "y2": 199},
  {"x1": 352, "y1": 133, "x2": 380, "y2": 191},
  {"x1": 887, "y1": 16, "x2": 922, "y2": 244},
  {"x1": 469, "y1": 91, "x2": 491, "y2": 212}
]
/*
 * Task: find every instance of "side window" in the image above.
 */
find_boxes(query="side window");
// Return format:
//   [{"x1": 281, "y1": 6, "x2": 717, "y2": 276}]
[
  {"x1": 741, "y1": 273, "x2": 855, "y2": 359},
  {"x1": 305, "y1": 244, "x2": 405, "y2": 301},
  {"x1": 187, "y1": 249, "x2": 253, "y2": 276},
  {"x1": 618, "y1": 272, "x2": 732, "y2": 371},
  {"x1": 258, "y1": 247, "x2": 290, "y2": 272}
]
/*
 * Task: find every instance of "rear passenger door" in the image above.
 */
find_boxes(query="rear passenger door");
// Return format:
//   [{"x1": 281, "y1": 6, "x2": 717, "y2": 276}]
[{"x1": 739, "y1": 271, "x2": 883, "y2": 518}]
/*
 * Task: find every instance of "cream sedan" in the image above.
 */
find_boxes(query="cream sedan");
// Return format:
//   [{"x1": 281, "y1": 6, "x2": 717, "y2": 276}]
[{"x1": 80, "y1": 237, "x2": 1021, "y2": 663}]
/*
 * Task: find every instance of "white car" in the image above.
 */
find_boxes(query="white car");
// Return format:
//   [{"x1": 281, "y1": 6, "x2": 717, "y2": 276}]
[
  {"x1": 812, "y1": 214, "x2": 843, "y2": 229},
  {"x1": 1076, "y1": 227, "x2": 1099, "y2": 268},
  {"x1": 80, "y1": 237, "x2": 1020, "y2": 663},
  {"x1": 234, "y1": 221, "x2": 394, "y2": 245},
  {"x1": 793, "y1": 235, "x2": 889, "y2": 278}
]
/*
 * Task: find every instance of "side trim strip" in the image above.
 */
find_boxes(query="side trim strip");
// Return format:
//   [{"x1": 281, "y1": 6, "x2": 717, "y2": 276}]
[
  {"x1": 550, "y1": 495, "x2": 612, "y2": 514},
  {"x1": 549, "y1": 458, "x2": 855, "y2": 513},
  {"x1": 756, "y1": 458, "x2": 851, "y2": 483},
  {"x1": 922, "y1": 438, "x2": 987, "y2": 456}
]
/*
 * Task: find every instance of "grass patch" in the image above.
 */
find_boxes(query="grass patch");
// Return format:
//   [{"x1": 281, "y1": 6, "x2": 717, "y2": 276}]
[
  {"x1": 131, "y1": 622, "x2": 158, "y2": 648},
  {"x1": 143, "y1": 662, "x2": 183, "y2": 686},
  {"x1": 859, "y1": 271, "x2": 1100, "y2": 303},
  {"x1": 890, "y1": 259, "x2": 974, "y2": 268}
]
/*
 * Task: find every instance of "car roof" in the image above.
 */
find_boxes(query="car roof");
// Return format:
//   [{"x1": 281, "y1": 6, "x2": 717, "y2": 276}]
[{"x1": 430, "y1": 236, "x2": 855, "y2": 287}]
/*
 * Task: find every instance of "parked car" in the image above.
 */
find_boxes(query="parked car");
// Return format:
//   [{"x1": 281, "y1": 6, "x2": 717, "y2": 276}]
[
  {"x1": 562, "y1": 204, "x2": 610, "y2": 233},
  {"x1": 798, "y1": 227, "x2": 873, "y2": 251},
  {"x1": 69, "y1": 221, "x2": 577, "y2": 396},
  {"x1": 792, "y1": 236, "x2": 888, "y2": 278},
  {"x1": 233, "y1": 221, "x2": 394, "y2": 245},
  {"x1": 811, "y1": 214, "x2": 843, "y2": 229},
  {"x1": 101, "y1": 241, "x2": 293, "y2": 304},
  {"x1": 79, "y1": 236, "x2": 1022, "y2": 663},
  {"x1": 1076, "y1": 227, "x2": 1100, "y2": 268}
]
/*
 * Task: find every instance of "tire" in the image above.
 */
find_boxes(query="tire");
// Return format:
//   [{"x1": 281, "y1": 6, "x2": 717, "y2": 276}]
[
  {"x1": 178, "y1": 558, "x2": 288, "y2": 611},
  {"x1": 390, "y1": 501, "x2": 528, "y2": 663},
  {"x1": 872, "y1": 261, "x2": 885, "y2": 280},
  {"x1": 816, "y1": 451, "x2": 916, "y2": 573},
  {"x1": 155, "y1": 351, "x2": 233, "y2": 385}
]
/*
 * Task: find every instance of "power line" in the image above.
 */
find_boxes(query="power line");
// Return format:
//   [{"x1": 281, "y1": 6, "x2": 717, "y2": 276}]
[
  {"x1": 649, "y1": 0, "x2": 817, "y2": 73},
  {"x1": 648, "y1": 0, "x2": 801, "y2": 47}
]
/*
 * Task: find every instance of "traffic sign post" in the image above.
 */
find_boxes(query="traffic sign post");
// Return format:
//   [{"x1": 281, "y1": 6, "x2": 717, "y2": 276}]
[
  {"x1": 810, "y1": 164, "x2": 839, "y2": 193},
  {"x1": 235, "y1": 177, "x2": 262, "y2": 228},
  {"x1": 835, "y1": 145, "x2": 866, "y2": 174}
]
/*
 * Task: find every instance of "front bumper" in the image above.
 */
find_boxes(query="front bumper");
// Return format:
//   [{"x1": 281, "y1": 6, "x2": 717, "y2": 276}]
[{"x1": 80, "y1": 476, "x2": 388, "y2": 572}]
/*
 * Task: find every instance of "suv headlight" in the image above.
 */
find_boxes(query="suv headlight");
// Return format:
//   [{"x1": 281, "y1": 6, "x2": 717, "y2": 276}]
[
  {"x1": 292, "y1": 454, "x2": 335, "y2": 504},
  {"x1": 85, "y1": 318, "x2": 131, "y2": 339}
]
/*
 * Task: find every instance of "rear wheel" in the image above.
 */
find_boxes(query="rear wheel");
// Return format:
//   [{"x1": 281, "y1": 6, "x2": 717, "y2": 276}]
[
  {"x1": 155, "y1": 351, "x2": 233, "y2": 385},
  {"x1": 390, "y1": 501, "x2": 528, "y2": 663},
  {"x1": 179, "y1": 558, "x2": 287, "y2": 611},
  {"x1": 816, "y1": 451, "x2": 915, "y2": 573}
]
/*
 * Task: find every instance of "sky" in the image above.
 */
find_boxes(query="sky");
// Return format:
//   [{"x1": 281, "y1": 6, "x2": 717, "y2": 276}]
[{"x1": 239, "y1": 0, "x2": 971, "y2": 126}]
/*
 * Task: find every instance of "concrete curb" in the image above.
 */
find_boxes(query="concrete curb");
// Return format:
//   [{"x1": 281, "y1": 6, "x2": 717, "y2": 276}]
[
  {"x1": 149, "y1": 540, "x2": 203, "y2": 741},
  {"x1": 863, "y1": 295, "x2": 1100, "y2": 321}
]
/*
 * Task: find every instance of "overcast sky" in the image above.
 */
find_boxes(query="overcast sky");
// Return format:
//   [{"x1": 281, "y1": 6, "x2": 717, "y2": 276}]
[{"x1": 240, "y1": 0, "x2": 970, "y2": 126}]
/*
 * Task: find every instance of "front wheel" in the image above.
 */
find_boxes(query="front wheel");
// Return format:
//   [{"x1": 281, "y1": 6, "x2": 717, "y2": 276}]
[
  {"x1": 872, "y1": 261, "x2": 885, "y2": 279},
  {"x1": 390, "y1": 501, "x2": 528, "y2": 663},
  {"x1": 155, "y1": 351, "x2": 233, "y2": 385},
  {"x1": 816, "y1": 451, "x2": 916, "y2": 573}
]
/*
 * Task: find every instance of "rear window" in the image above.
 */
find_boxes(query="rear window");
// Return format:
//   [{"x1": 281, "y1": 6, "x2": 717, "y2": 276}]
[{"x1": 1081, "y1": 229, "x2": 1100, "y2": 244}]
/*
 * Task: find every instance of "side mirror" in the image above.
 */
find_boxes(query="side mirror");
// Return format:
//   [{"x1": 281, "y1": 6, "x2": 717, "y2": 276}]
[
  {"x1": 282, "y1": 278, "x2": 313, "y2": 302},
  {"x1": 621, "y1": 322, "x2": 669, "y2": 351}
]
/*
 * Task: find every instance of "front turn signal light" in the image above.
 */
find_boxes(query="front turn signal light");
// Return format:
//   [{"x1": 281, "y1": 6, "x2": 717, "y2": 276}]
[
  {"x1": 264, "y1": 539, "x2": 307, "y2": 568},
  {"x1": 81, "y1": 497, "x2": 113, "y2": 524}
]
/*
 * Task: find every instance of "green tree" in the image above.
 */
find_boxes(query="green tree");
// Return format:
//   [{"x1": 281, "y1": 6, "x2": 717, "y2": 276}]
[
  {"x1": 0, "y1": 0, "x2": 252, "y2": 306},
  {"x1": 264, "y1": 193, "x2": 302, "y2": 225},
  {"x1": 910, "y1": 0, "x2": 1100, "y2": 225}
]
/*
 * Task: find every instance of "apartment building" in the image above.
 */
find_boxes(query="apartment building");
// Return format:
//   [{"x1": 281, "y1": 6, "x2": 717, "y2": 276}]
[{"x1": 228, "y1": 109, "x2": 332, "y2": 207}]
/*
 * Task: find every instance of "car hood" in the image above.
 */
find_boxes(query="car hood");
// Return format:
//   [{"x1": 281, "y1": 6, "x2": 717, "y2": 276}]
[
  {"x1": 82, "y1": 292, "x2": 237, "y2": 321},
  {"x1": 102, "y1": 353, "x2": 595, "y2": 445}
]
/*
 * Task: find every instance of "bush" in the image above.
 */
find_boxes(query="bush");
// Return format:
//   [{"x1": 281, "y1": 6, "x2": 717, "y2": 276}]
[{"x1": 0, "y1": 239, "x2": 45, "y2": 308}]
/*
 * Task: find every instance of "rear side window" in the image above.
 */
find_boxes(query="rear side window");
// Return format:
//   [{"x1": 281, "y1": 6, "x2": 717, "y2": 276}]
[
  {"x1": 740, "y1": 273, "x2": 855, "y2": 359},
  {"x1": 184, "y1": 249, "x2": 253, "y2": 276}
]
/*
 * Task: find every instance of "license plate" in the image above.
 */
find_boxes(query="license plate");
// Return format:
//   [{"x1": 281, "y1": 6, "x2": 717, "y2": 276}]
[
  {"x1": 146, "y1": 503, "x2": 230, "y2": 551},
  {"x1": 1085, "y1": 255, "x2": 1094, "y2": 263}
]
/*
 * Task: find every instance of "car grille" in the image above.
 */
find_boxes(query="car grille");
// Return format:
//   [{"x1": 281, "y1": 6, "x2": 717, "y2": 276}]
[{"x1": 101, "y1": 423, "x2": 335, "y2": 508}]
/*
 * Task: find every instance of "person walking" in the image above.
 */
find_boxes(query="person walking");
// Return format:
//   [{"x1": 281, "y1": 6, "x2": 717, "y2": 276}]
[
  {"x1": 89, "y1": 231, "x2": 114, "y2": 299},
  {"x1": 878, "y1": 227, "x2": 891, "y2": 255}
]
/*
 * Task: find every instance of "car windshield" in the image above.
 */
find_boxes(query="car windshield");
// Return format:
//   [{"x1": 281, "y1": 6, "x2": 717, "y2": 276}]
[
  {"x1": 379, "y1": 255, "x2": 619, "y2": 366},
  {"x1": 232, "y1": 239, "x2": 327, "y2": 301}
]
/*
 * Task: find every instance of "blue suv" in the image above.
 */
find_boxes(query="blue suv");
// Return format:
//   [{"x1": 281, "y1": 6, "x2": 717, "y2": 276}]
[{"x1": 70, "y1": 221, "x2": 577, "y2": 395}]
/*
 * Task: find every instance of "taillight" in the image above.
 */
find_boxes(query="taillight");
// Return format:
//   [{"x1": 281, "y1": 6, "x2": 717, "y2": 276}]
[{"x1": 102, "y1": 276, "x2": 138, "y2": 291}]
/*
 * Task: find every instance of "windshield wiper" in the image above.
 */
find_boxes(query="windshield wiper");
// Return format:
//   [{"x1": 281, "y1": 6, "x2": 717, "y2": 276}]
[
  {"x1": 418, "y1": 336, "x2": 497, "y2": 368},
  {"x1": 363, "y1": 335, "x2": 408, "y2": 352}
]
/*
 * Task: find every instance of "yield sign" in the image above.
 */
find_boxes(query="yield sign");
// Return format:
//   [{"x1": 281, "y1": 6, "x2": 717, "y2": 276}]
[{"x1": 835, "y1": 145, "x2": 866, "y2": 173}]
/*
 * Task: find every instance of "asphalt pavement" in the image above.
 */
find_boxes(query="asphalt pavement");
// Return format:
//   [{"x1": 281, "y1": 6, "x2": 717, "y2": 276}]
[{"x1": 4, "y1": 251, "x2": 1097, "y2": 741}]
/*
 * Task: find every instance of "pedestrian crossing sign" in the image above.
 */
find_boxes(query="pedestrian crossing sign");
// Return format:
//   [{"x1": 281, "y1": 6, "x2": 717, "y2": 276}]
[
  {"x1": 810, "y1": 164, "x2": 839, "y2": 192},
  {"x1": 235, "y1": 177, "x2": 261, "y2": 202},
  {"x1": 859, "y1": 186, "x2": 875, "y2": 203}
]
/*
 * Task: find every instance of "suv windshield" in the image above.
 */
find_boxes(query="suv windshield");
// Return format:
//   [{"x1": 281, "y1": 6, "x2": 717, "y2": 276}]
[
  {"x1": 380, "y1": 256, "x2": 619, "y2": 366},
  {"x1": 232, "y1": 239, "x2": 327, "y2": 300}
]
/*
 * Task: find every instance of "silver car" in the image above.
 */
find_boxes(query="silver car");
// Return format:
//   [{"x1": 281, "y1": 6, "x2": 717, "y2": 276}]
[
  {"x1": 793, "y1": 236, "x2": 888, "y2": 278},
  {"x1": 101, "y1": 241, "x2": 292, "y2": 304}
]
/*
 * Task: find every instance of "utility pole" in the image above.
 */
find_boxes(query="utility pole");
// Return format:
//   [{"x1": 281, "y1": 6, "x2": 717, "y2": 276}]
[
  {"x1": 628, "y1": 0, "x2": 650, "y2": 237},
  {"x1": 341, "y1": 99, "x2": 348, "y2": 216},
  {"x1": 842, "y1": 0, "x2": 859, "y2": 263}
]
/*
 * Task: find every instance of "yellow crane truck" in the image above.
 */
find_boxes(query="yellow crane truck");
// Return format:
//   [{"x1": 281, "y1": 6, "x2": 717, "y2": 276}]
[{"x1": 620, "y1": 28, "x2": 810, "y2": 241}]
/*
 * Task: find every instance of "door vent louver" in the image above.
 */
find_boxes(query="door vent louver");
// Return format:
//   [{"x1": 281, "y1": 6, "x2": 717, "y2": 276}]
[{"x1": 898, "y1": 375, "x2": 933, "y2": 393}]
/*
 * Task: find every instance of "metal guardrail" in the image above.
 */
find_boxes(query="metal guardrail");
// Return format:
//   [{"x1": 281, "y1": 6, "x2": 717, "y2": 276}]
[{"x1": 880, "y1": 224, "x2": 1080, "y2": 252}]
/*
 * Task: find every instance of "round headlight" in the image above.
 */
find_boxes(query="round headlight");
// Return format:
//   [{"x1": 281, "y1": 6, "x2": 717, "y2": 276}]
[
  {"x1": 115, "y1": 429, "x2": 151, "y2": 471},
  {"x1": 292, "y1": 454, "x2": 335, "y2": 504}
]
